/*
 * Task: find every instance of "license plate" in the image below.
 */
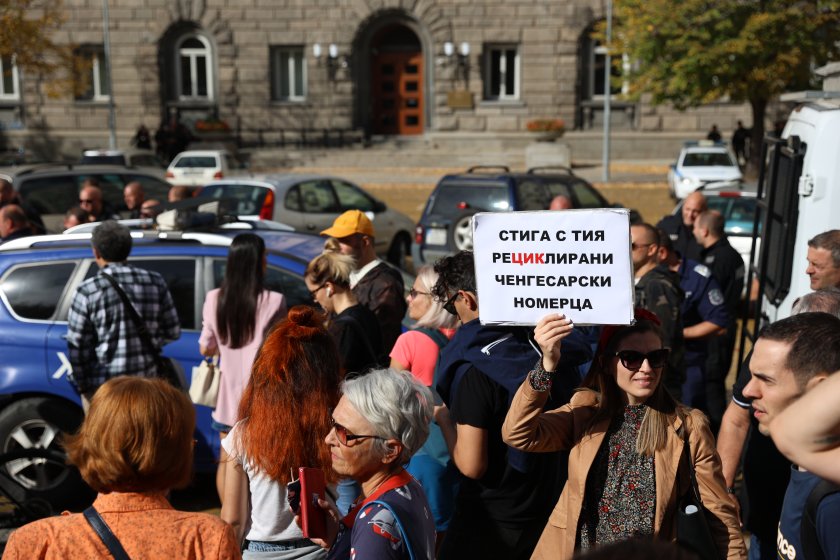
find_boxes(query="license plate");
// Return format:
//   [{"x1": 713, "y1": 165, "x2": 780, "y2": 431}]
[{"x1": 425, "y1": 228, "x2": 447, "y2": 246}]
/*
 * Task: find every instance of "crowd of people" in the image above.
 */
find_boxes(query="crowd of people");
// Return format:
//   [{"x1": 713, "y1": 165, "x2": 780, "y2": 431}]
[{"x1": 4, "y1": 193, "x2": 840, "y2": 560}]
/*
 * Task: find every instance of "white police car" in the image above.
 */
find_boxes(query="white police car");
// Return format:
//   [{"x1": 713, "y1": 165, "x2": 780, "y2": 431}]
[{"x1": 667, "y1": 141, "x2": 742, "y2": 199}]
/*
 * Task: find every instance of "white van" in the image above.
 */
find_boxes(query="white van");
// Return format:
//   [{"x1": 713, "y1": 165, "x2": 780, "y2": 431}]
[{"x1": 166, "y1": 150, "x2": 237, "y2": 187}]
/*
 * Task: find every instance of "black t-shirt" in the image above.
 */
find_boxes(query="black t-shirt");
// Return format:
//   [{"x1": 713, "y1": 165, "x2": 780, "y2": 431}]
[
  {"x1": 731, "y1": 352, "x2": 791, "y2": 541},
  {"x1": 329, "y1": 304, "x2": 383, "y2": 377},
  {"x1": 450, "y1": 366, "x2": 565, "y2": 527},
  {"x1": 657, "y1": 214, "x2": 703, "y2": 263}
]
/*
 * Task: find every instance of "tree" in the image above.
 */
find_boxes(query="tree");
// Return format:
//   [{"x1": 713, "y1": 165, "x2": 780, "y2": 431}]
[
  {"x1": 0, "y1": 0, "x2": 77, "y2": 97},
  {"x1": 603, "y1": 0, "x2": 840, "y2": 168}
]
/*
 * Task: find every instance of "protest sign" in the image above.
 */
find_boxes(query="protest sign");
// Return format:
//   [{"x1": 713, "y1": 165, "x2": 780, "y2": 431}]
[{"x1": 473, "y1": 208, "x2": 634, "y2": 326}]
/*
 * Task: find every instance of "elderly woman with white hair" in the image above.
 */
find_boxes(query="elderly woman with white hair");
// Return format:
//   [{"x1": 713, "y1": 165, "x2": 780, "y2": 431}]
[
  {"x1": 313, "y1": 368, "x2": 436, "y2": 560},
  {"x1": 390, "y1": 264, "x2": 459, "y2": 548}
]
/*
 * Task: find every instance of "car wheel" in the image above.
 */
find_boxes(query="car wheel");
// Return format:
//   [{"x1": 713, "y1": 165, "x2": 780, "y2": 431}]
[
  {"x1": 387, "y1": 232, "x2": 411, "y2": 271},
  {"x1": 0, "y1": 397, "x2": 92, "y2": 511},
  {"x1": 450, "y1": 213, "x2": 475, "y2": 251}
]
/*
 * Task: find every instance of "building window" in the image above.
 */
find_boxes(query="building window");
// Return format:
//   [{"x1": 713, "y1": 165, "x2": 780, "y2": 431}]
[
  {"x1": 484, "y1": 44, "x2": 519, "y2": 101},
  {"x1": 270, "y1": 46, "x2": 306, "y2": 101},
  {"x1": 74, "y1": 46, "x2": 110, "y2": 101},
  {"x1": 583, "y1": 37, "x2": 622, "y2": 100},
  {"x1": 176, "y1": 35, "x2": 213, "y2": 101},
  {"x1": 0, "y1": 56, "x2": 19, "y2": 101}
]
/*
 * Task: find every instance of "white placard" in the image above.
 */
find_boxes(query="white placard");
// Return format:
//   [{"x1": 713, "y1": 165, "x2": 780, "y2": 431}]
[{"x1": 473, "y1": 209, "x2": 635, "y2": 326}]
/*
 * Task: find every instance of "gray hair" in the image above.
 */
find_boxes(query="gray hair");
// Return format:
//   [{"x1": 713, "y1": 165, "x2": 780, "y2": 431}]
[
  {"x1": 341, "y1": 368, "x2": 433, "y2": 463},
  {"x1": 414, "y1": 265, "x2": 459, "y2": 330},
  {"x1": 791, "y1": 287, "x2": 840, "y2": 318},
  {"x1": 808, "y1": 230, "x2": 840, "y2": 267}
]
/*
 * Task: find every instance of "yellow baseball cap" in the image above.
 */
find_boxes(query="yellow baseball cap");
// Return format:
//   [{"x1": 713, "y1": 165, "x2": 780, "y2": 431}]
[{"x1": 320, "y1": 209, "x2": 376, "y2": 239}]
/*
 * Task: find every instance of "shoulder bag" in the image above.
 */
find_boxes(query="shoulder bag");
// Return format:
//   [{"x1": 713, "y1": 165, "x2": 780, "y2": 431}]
[
  {"x1": 676, "y1": 424, "x2": 720, "y2": 560},
  {"x1": 100, "y1": 272, "x2": 184, "y2": 390},
  {"x1": 83, "y1": 506, "x2": 131, "y2": 560},
  {"x1": 189, "y1": 355, "x2": 220, "y2": 407}
]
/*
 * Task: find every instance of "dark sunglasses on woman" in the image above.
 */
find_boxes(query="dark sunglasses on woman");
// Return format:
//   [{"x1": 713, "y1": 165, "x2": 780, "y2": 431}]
[{"x1": 613, "y1": 348, "x2": 670, "y2": 370}]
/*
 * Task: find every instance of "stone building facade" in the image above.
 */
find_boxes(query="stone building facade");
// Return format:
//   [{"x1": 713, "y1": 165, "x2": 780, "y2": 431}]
[{"x1": 0, "y1": 0, "x2": 755, "y2": 158}]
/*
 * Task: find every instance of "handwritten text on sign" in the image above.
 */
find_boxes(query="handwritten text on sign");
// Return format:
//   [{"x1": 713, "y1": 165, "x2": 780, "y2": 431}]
[{"x1": 473, "y1": 209, "x2": 634, "y2": 326}]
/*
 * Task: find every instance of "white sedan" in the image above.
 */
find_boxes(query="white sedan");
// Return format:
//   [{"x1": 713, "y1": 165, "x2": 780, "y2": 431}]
[{"x1": 667, "y1": 141, "x2": 742, "y2": 199}]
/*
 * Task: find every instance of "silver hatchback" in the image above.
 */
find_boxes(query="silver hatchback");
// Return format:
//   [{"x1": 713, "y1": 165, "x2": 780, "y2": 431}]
[{"x1": 198, "y1": 174, "x2": 415, "y2": 269}]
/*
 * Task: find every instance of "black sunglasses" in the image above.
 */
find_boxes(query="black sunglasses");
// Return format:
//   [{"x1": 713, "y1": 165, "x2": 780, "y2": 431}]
[
  {"x1": 442, "y1": 292, "x2": 461, "y2": 316},
  {"x1": 409, "y1": 288, "x2": 429, "y2": 299},
  {"x1": 309, "y1": 284, "x2": 326, "y2": 298},
  {"x1": 613, "y1": 349, "x2": 670, "y2": 370},
  {"x1": 330, "y1": 417, "x2": 384, "y2": 447}
]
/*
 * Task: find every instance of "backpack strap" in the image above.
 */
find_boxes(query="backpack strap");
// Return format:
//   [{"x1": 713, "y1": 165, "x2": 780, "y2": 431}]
[
  {"x1": 363, "y1": 500, "x2": 415, "y2": 560},
  {"x1": 801, "y1": 479, "x2": 840, "y2": 560},
  {"x1": 415, "y1": 327, "x2": 449, "y2": 350}
]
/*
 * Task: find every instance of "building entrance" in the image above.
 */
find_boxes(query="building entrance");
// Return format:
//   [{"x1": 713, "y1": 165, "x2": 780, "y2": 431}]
[{"x1": 370, "y1": 25, "x2": 423, "y2": 135}]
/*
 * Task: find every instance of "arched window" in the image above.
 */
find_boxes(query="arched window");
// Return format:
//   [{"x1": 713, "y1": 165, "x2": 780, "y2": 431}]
[{"x1": 176, "y1": 34, "x2": 213, "y2": 100}]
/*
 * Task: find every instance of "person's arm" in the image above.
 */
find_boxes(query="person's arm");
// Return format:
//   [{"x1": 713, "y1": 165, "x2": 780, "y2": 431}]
[
  {"x1": 688, "y1": 411, "x2": 748, "y2": 560},
  {"x1": 198, "y1": 291, "x2": 218, "y2": 357},
  {"x1": 684, "y1": 320, "x2": 726, "y2": 340},
  {"x1": 158, "y1": 278, "x2": 181, "y2": 343},
  {"x1": 716, "y1": 401, "x2": 750, "y2": 491},
  {"x1": 66, "y1": 291, "x2": 97, "y2": 395},
  {"x1": 770, "y1": 373, "x2": 840, "y2": 485},
  {"x1": 220, "y1": 458, "x2": 250, "y2": 546},
  {"x1": 433, "y1": 401, "x2": 489, "y2": 480},
  {"x1": 389, "y1": 358, "x2": 407, "y2": 371}
]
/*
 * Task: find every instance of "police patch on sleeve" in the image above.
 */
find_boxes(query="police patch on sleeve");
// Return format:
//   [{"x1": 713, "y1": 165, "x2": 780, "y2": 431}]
[{"x1": 708, "y1": 289, "x2": 724, "y2": 306}]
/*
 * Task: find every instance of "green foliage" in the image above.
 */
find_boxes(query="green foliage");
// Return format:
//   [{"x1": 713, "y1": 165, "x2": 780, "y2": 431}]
[{"x1": 600, "y1": 0, "x2": 840, "y2": 109}]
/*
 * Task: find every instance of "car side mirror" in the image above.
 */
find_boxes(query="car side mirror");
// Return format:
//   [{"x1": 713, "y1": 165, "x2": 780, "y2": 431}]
[{"x1": 373, "y1": 200, "x2": 386, "y2": 213}]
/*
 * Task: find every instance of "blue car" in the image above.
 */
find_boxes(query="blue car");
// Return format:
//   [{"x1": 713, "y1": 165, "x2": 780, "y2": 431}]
[{"x1": 0, "y1": 229, "x2": 323, "y2": 511}]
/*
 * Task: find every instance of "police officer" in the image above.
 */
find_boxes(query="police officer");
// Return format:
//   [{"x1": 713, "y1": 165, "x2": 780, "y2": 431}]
[
  {"x1": 694, "y1": 209, "x2": 745, "y2": 432},
  {"x1": 658, "y1": 230, "x2": 728, "y2": 428},
  {"x1": 657, "y1": 191, "x2": 707, "y2": 263}
]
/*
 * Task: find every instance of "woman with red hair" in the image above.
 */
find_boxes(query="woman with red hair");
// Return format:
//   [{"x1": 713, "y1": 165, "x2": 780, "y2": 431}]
[{"x1": 221, "y1": 306, "x2": 342, "y2": 559}]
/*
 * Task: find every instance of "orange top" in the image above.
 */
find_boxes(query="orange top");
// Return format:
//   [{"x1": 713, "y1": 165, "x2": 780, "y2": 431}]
[{"x1": 4, "y1": 492, "x2": 241, "y2": 560}]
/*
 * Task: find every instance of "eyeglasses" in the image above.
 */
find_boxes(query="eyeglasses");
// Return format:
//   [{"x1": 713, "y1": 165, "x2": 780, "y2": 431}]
[
  {"x1": 613, "y1": 349, "x2": 670, "y2": 370},
  {"x1": 408, "y1": 288, "x2": 429, "y2": 299},
  {"x1": 442, "y1": 292, "x2": 461, "y2": 316},
  {"x1": 309, "y1": 284, "x2": 326, "y2": 298},
  {"x1": 330, "y1": 417, "x2": 384, "y2": 447},
  {"x1": 631, "y1": 242, "x2": 654, "y2": 250}
]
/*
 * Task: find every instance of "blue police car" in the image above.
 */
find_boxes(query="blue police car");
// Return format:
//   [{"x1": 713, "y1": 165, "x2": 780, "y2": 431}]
[{"x1": 0, "y1": 228, "x2": 323, "y2": 510}]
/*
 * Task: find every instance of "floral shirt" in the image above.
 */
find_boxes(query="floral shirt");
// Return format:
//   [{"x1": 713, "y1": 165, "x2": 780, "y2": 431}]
[
  {"x1": 3, "y1": 492, "x2": 241, "y2": 559},
  {"x1": 578, "y1": 404, "x2": 656, "y2": 550}
]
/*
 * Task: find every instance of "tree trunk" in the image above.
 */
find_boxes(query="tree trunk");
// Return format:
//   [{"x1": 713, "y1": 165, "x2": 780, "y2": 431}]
[{"x1": 748, "y1": 97, "x2": 767, "y2": 177}]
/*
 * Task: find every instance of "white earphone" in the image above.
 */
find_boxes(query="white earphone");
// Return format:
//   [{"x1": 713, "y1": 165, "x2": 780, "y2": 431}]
[{"x1": 327, "y1": 287, "x2": 332, "y2": 296}]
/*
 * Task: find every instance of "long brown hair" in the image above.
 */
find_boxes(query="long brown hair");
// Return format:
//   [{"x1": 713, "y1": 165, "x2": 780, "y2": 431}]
[
  {"x1": 580, "y1": 317, "x2": 687, "y2": 456},
  {"x1": 236, "y1": 305, "x2": 342, "y2": 483}
]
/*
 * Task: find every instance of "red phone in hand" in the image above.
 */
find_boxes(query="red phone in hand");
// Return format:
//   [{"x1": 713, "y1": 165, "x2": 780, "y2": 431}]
[{"x1": 298, "y1": 467, "x2": 327, "y2": 540}]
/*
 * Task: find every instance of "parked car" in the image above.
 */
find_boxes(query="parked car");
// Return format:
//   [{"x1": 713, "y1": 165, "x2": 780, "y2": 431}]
[
  {"x1": 1, "y1": 164, "x2": 173, "y2": 232},
  {"x1": 412, "y1": 165, "x2": 627, "y2": 267},
  {"x1": 198, "y1": 174, "x2": 416, "y2": 269},
  {"x1": 166, "y1": 149, "x2": 238, "y2": 187},
  {"x1": 667, "y1": 141, "x2": 743, "y2": 199},
  {"x1": 672, "y1": 187, "x2": 759, "y2": 275},
  {"x1": 0, "y1": 226, "x2": 324, "y2": 513},
  {"x1": 79, "y1": 148, "x2": 167, "y2": 176}
]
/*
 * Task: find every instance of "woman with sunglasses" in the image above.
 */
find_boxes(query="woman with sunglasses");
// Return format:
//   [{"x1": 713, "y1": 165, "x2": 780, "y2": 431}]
[
  {"x1": 221, "y1": 306, "x2": 341, "y2": 559},
  {"x1": 305, "y1": 249, "x2": 383, "y2": 378},
  {"x1": 389, "y1": 265, "x2": 459, "y2": 550},
  {"x1": 502, "y1": 309, "x2": 745, "y2": 559},
  {"x1": 309, "y1": 368, "x2": 436, "y2": 560}
]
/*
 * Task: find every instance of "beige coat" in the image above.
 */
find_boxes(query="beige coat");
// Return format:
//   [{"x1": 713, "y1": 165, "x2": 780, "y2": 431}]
[{"x1": 502, "y1": 384, "x2": 747, "y2": 560}]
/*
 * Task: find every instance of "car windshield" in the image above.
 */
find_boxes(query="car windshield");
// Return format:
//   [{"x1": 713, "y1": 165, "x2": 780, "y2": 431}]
[
  {"x1": 429, "y1": 182, "x2": 509, "y2": 215},
  {"x1": 705, "y1": 196, "x2": 760, "y2": 237},
  {"x1": 200, "y1": 184, "x2": 269, "y2": 215},
  {"x1": 80, "y1": 155, "x2": 126, "y2": 165},
  {"x1": 174, "y1": 156, "x2": 218, "y2": 168},
  {"x1": 683, "y1": 152, "x2": 735, "y2": 167}
]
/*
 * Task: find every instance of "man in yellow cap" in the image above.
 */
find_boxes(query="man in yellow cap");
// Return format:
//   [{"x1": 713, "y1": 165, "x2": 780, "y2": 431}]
[{"x1": 322, "y1": 209, "x2": 406, "y2": 358}]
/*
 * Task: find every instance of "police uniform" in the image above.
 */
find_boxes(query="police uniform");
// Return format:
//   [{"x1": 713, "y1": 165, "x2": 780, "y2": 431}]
[
  {"x1": 701, "y1": 237, "x2": 745, "y2": 431},
  {"x1": 679, "y1": 259, "x2": 728, "y2": 416},
  {"x1": 657, "y1": 214, "x2": 703, "y2": 262}
]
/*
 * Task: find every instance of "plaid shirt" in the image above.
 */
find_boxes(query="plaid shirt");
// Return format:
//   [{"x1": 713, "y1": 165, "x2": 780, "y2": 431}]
[{"x1": 66, "y1": 262, "x2": 181, "y2": 394}]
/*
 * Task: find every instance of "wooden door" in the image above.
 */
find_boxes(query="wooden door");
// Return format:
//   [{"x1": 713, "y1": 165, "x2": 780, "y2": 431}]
[{"x1": 371, "y1": 52, "x2": 423, "y2": 135}]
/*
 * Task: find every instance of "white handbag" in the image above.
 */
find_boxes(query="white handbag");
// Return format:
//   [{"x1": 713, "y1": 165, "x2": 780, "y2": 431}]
[{"x1": 189, "y1": 356, "x2": 220, "y2": 407}]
